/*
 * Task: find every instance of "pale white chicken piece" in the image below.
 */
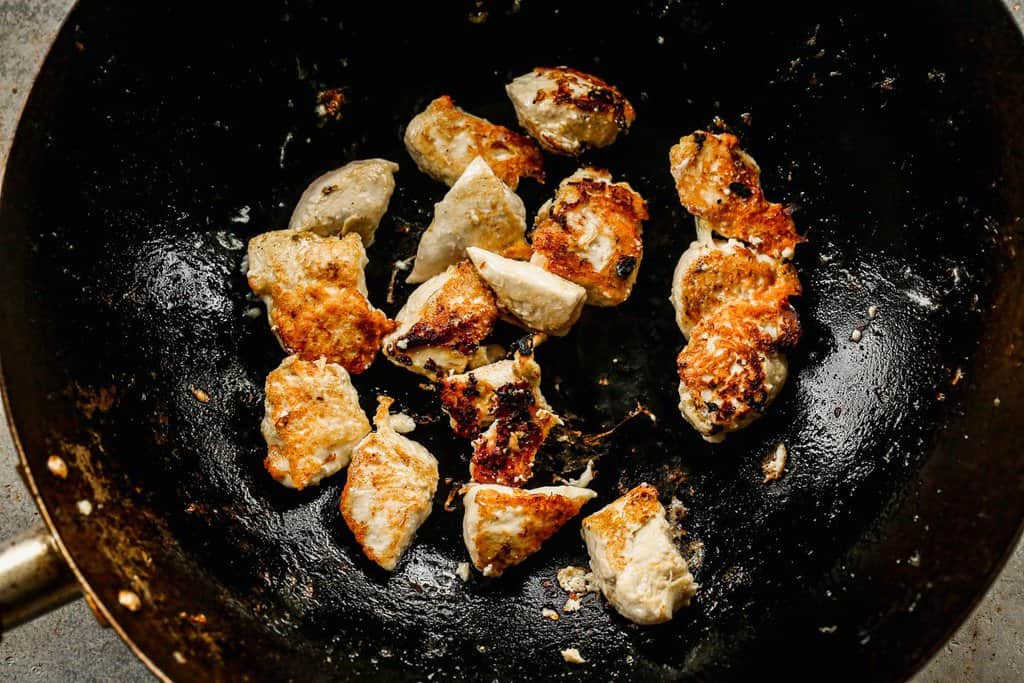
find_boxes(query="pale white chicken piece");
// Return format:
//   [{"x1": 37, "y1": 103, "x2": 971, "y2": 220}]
[
  {"x1": 439, "y1": 348, "x2": 549, "y2": 438},
  {"x1": 670, "y1": 238, "x2": 801, "y2": 342},
  {"x1": 261, "y1": 355, "x2": 371, "y2": 490},
  {"x1": 247, "y1": 230, "x2": 394, "y2": 375},
  {"x1": 676, "y1": 315, "x2": 789, "y2": 442},
  {"x1": 383, "y1": 261, "x2": 500, "y2": 379},
  {"x1": 404, "y1": 95, "x2": 544, "y2": 189},
  {"x1": 506, "y1": 67, "x2": 635, "y2": 156},
  {"x1": 530, "y1": 167, "x2": 648, "y2": 306},
  {"x1": 466, "y1": 247, "x2": 586, "y2": 336},
  {"x1": 407, "y1": 157, "x2": 531, "y2": 284},
  {"x1": 341, "y1": 396, "x2": 439, "y2": 571},
  {"x1": 288, "y1": 159, "x2": 399, "y2": 246},
  {"x1": 463, "y1": 484, "x2": 596, "y2": 577},
  {"x1": 581, "y1": 484, "x2": 697, "y2": 625}
]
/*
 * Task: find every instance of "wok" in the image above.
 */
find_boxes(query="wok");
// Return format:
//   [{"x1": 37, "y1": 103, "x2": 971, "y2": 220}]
[{"x1": 1, "y1": 0, "x2": 1023, "y2": 680}]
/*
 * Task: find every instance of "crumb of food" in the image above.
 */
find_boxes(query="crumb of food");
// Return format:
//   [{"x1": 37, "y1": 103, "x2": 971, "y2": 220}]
[
  {"x1": 993, "y1": 397, "x2": 1001, "y2": 407},
  {"x1": 229, "y1": 206, "x2": 251, "y2": 224},
  {"x1": 542, "y1": 608, "x2": 560, "y2": 621},
  {"x1": 118, "y1": 589, "x2": 142, "y2": 612},
  {"x1": 557, "y1": 566, "x2": 597, "y2": 595},
  {"x1": 315, "y1": 88, "x2": 346, "y2": 121},
  {"x1": 951, "y1": 368, "x2": 963, "y2": 386},
  {"x1": 562, "y1": 597, "x2": 582, "y2": 613},
  {"x1": 819, "y1": 625, "x2": 838, "y2": 634},
  {"x1": 172, "y1": 651, "x2": 187, "y2": 664},
  {"x1": 908, "y1": 551, "x2": 921, "y2": 567},
  {"x1": 47, "y1": 455, "x2": 68, "y2": 479},
  {"x1": 190, "y1": 387, "x2": 210, "y2": 403},
  {"x1": 456, "y1": 562, "x2": 471, "y2": 582},
  {"x1": 667, "y1": 497, "x2": 688, "y2": 525},
  {"x1": 560, "y1": 460, "x2": 595, "y2": 488},
  {"x1": 867, "y1": 305, "x2": 878, "y2": 319},
  {"x1": 76, "y1": 499, "x2": 93, "y2": 516},
  {"x1": 561, "y1": 648, "x2": 586, "y2": 664},
  {"x1": 762, "y1": 443, "x2": 787, "y2": 483},
  {"x1": 850, "y1": 329, "x2": 862, "y2": 342}
]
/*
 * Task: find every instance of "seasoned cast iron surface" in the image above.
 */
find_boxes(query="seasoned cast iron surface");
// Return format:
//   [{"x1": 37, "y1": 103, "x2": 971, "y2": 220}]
[{"x1": 2, "y1": 0, "x2": 1023, "y2": 680}]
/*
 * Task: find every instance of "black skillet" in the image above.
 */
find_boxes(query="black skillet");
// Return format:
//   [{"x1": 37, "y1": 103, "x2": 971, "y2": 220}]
[{"x1": 2, "y1": 0, "x2": 1024, "y2": 680}]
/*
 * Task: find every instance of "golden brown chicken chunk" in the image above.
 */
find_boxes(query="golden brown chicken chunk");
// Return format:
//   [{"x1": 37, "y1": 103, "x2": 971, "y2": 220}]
[
  {"x1": 506, "y1": 67, "x2": 635, "y2": 156},
  {"x1": 468, "y1": 365, "x2": 561, "y2": 487},
  {"x1": 439, "y1": 348, "x2": 548, "y2": 439},
  {"x1": 671, "y1": 238, "x2": 801, "y2": 342},
  {"x1": 581, "y1": 484, "x2": 697, "y2": 625},
  {"x1": 462, "y1": 484, "x2": 596, "y2": 577},
  {"x1": 676, "y1": 314, "x2": 789, "y2": 442},
  {"x1": 669, "y1": 131, "x2": 804, "y2": 260},
  {"x1": 383, "y1": 261, "x2": 500, "y2": 379},
  {"x1": 247, "y1": 231, "x2": 395, "y2": 375},
  {"x1": 404, "y1": 95, "x2": 545, "y2": 189},
  {"x1": 261, "y1": 355, "x2": 371, "y2": 490},
  {"x1": 530, "y1": 168, "x2": 648, "y2": 306},
  {"x1": 341, "y1": 396, "x2": 439, "y2": 571}
]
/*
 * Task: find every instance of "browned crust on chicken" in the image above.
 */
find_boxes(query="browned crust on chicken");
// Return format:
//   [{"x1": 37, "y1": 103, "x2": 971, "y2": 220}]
[
  {"x1": 669, "y1": 132, "x2": 804, "y2": 259},
  {"x1": 405, "y1": 95, "x2": 545, "y2": 188},
  {"x1": 439, "y1": 372, "x2": 486, "y2": 439},
  {"x1": 272, "y1": 287, "x2": 395, "y2": 373},
  {"x1": 676, "y1": 316, "x2": 784, "y2": 438},
  {"x1": 470, "y1": 382, "x2": 558, "y2": 486},
  {"x1": 581, "y1": 484, "x2": 662, "y2": 573},
  {"x1": 388, "y1": 261, "x2": 499, "y2": 365},
  {"x1": 262, "y1": 357, "x2": 370, "y2": 489},
  {"x1": 531, "y1": 168, "x2": 648, "y2": 306},
  {"x1": 676, "y1": 243, "x2": 802, "y2": 348},
  {"x1": 248, "y1": 231, "x2": 395, "y2": 374},
  {"x1": 536, "y1": 67, "x2": 636, "y2": 131},
  {"x1": 465, "y1": 486, "x2": 592, "y2": 575}
]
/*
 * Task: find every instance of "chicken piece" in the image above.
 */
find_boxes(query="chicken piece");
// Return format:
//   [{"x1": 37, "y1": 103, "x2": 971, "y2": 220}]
[
  {"x1": 467, "y1": 247, "x2": 586, "y2": 336},
  {"x1": 383, "y1": 261, "x2": 500, "y2": 379},
  {"x1": 439, "y1": 347, "x2": 549, "y2": 438},
  {"x1": 261, "y1": 355, "x2": 371, "y2": 490},
  {"x1": 669, "y1": 131, "x2": 804, "y2": 260},
  {"x1": 287, "y1": 159, "x2": 399, "y2": 246},
  {"x1": 407, "y1": 157, "x2": 530, "y2": 284},
  {"x1": 581, "y1": 484, "x2": 697, "y2": 625},
  {"x1": 530, "y1": 168, "x2": 648, "y2": 306},
  {"x1": 247, "y1": 231, "x2": 394, "y2": 374},
  {"x1": 341, "y1": 396, "x2": 439, "y2": 571},
  {"x1": 671, "y1": 238, "x2": 801, "y2": 342},
  {"x1": 676, "y1": 314, "x2": 789, "y2": 442},
  {"x1": 462, "y1": 484, "x2": 596, "y2": 577},
  {"x1": 505, "y1": 67, "x2": 635, "y2": 156},
  {"x1": 404, "y1": 95, "x2": 545, "y2": 189},
  {"x1": 469, "y1": 368, "x2": 561, "y2": 487}
]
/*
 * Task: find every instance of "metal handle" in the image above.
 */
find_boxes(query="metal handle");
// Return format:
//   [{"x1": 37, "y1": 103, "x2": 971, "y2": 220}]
[{"x1": 0, "y1": 526, "x2": 80, "y2": 633}]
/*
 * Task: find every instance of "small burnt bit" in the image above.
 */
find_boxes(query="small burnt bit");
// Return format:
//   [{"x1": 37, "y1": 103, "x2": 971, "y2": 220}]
[
  {"x1": 615, "y1": 255, "x2": 637, "y2": 279},
  {"x1": 729, "y1": 182, "x2": 754, "y2": 199}
]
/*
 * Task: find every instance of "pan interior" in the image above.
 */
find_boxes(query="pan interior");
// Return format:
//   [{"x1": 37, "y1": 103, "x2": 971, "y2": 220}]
[{"x1": 1, "y1": 1, "x2": 1022, "y2": 680}]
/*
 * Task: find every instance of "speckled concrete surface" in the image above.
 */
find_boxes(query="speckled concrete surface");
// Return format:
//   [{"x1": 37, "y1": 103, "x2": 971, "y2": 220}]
[{"x1": 0, "y1": 2, "x2": 1022, "y2": 681}]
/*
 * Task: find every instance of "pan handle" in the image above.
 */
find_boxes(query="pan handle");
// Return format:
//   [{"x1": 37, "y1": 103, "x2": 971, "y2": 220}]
[{"x1": 0, "y1": 526, "x2": 80, "y2": 634}]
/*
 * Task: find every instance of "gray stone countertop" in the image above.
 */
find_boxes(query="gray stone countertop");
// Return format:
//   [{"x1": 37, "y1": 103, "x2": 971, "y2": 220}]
[{"x1": 0, "y1": 1, "x2": 1021, "y2": 680}]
